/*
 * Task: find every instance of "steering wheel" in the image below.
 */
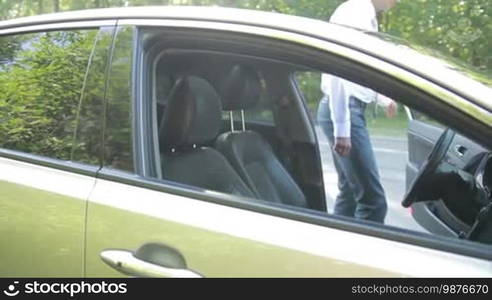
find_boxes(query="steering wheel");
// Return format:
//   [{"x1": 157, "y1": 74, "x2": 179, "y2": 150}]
[{"x1": 402, "y1": 128, "x2": 455, "y2": 207}]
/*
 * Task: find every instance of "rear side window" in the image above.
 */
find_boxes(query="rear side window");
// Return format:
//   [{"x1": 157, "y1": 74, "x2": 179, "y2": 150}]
[{"x1": 0, "y1": 29, "x2": 102, "y2": 162}]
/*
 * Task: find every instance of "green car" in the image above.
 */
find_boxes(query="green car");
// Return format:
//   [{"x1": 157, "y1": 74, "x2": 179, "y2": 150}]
[{"x1": 0, "y1": 6, "x2": 491, "y2": 277}]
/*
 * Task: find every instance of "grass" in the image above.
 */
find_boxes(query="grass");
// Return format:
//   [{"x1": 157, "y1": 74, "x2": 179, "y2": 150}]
[{"x1": 366, "y1": 108, "x2": 409, "y2": 138}]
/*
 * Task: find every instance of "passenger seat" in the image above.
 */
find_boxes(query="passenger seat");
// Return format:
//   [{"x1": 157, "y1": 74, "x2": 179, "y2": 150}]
[{"x1": 215, "y1": 65, "x2": 307, "y2": 208}]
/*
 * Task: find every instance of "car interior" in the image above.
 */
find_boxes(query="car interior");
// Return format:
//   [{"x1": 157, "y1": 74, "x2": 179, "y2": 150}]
[
  {"x1": 150, "y1": 47, "x2": 325, "y2": 211},
  {"x1": 141, "y1": 28, "x2": 491, "y2": 246},
  {"x1": 405, "y1": 121, "x2": 492, "y2": 244}
]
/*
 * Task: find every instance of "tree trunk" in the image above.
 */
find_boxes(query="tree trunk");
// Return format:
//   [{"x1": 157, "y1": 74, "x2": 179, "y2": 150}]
[{"x1": 53, "y1": 0, "x2": 60, "y2": 12}]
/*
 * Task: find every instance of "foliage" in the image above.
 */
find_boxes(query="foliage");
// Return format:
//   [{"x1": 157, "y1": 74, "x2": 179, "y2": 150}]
[
  {"x1": 1, "y1": 0, "x2": 489, "y2": 73},
  {"x1": 0, "y1": 30, "x2": 97, "y2": 159},
  {"x1": 383, "y1": 0, "x2": 491, "y2": 76}
]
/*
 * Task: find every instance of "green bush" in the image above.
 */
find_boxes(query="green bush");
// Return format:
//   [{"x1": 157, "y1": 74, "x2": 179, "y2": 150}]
[{"x1": 0, "y1": 30, "x2": 97, "y2": 159}]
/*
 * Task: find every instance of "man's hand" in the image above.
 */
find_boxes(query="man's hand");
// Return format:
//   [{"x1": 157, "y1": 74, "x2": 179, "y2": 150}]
[
  {"x1": 334, "y1": 137, "x2": 351, "y2": 156},
  {"x1": 385, "y1": 100, "x2": 397, "y2": 118},
  {"x1": 377, "y1": 94, "x2": 398, "y2": 118}
]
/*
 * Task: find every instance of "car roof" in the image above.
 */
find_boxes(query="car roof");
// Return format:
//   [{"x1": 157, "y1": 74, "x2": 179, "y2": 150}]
[{"x1": 0, "y1": 6, "x2": 490, "y2": 111}]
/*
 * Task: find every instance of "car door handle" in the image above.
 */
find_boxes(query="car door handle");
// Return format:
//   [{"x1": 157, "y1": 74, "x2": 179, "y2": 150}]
[
  {"x1": 454, "y1": 145, "x2": 467, "y2": 157},
  {"x1": 100, "y1": 243, "x2": 202, "y2": 278}
]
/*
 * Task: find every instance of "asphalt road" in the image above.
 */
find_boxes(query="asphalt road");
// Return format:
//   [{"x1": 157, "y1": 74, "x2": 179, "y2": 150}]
[{"x1": 316, "y1": 126, "x2": 426, "y2": 233}]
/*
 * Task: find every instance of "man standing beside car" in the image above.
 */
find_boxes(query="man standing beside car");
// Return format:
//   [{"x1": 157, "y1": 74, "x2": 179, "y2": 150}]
[{"x1": 318, "y1": 0, "x2": 399, "y2": 223}]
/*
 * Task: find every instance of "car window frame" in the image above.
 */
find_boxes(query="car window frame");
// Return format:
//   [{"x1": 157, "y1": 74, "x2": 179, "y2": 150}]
[{"x1": 104, "y1": 19, "x2": 492, "y2": 261}]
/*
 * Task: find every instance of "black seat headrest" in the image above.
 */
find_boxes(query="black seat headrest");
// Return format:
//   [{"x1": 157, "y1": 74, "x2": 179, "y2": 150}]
[
  {"x1": 159, "y1": 76, "x2": 222, "y2": 152},
  {"x1": 219, "y1": 65, "x2": 261, "y2": 111}
]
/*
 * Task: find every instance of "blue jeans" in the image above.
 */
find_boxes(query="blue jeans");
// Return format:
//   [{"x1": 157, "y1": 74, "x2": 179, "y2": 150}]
[{"x1": 317, "y1": 97, "x2": 387, "y2": 223}]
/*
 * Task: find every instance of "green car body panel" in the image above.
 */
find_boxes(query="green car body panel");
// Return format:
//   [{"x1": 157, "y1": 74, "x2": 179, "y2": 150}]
[{"x1": 0, "y1": 158, "x2": 91, "y2": 277}]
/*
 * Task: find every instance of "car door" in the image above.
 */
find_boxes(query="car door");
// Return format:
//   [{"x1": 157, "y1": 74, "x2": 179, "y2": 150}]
[
  {"x1": 407, "y1": 112, "x2": 488, "y2": 237},
  {"x1": 85, "y1": 21, "x2": 491, "y2": 277},
  {"x1": 406, "y1": 114, "x2": 445, "y2": 188},
  {"x1": 0, "y1": 23, "x2": 114, "y2": 276}
]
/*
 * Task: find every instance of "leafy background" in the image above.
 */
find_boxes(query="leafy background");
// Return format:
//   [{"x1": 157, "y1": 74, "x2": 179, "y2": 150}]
[
  {"x1": 1, "y1": 0, "x2": 490, "y2": 74},
  {"x1": 0, "y1": 30, "x2": 97, "y2": 159}
]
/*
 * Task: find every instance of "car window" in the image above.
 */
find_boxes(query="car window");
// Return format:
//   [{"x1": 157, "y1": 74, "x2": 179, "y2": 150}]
[
  {"x1": 132, "y1": 28, "x2": 322, "y2": 210},
  {"x1": 103, "y1": 26, "x2": 134, "y2": 172},
  {"x1": 295, "y1": 71, "x2": 323, "y2": 121},
  {"x1": 295, "y1": 70, "x2": 492, "y2": 247},
  {"x1": 0, "y1": 28, "x2": 104, "y2": 164},
  {"x1": 296, "y1": 70, "x2": 414, "y2": 225},
  {"x1": 411, "y1": 110, "x2": 446, "y2": 129},
  {"x1": 72, "y1": 27, "x2": 115, "y2": 165}
]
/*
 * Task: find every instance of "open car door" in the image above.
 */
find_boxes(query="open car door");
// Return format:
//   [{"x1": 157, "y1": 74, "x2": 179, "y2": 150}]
[{"x1": 406, "y1": 111, "x2": 489, "y2": 240}]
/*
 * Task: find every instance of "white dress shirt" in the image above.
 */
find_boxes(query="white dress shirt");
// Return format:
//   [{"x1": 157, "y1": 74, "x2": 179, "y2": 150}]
[{"x1": 321, "y1": 0, "x2": 390, "y2": 138}]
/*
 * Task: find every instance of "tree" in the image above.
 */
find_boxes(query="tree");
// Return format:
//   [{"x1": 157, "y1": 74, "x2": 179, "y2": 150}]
[{"x1": 383, "y1": 0, "x2": 491, "y2": 76}]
